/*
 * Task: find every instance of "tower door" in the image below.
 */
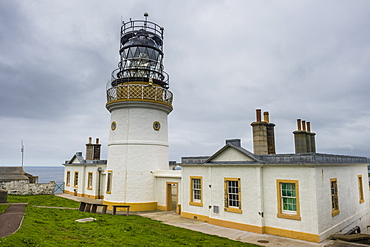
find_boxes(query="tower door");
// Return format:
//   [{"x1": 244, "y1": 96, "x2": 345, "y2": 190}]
[{"x1": 166, "y1": 182, "x2": 178, "y2": 212}]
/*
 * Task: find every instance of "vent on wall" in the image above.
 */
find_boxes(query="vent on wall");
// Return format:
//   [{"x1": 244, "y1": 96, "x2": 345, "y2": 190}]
[{"x1": 213, "y1": 206, "x2": 219, "y2": 214}]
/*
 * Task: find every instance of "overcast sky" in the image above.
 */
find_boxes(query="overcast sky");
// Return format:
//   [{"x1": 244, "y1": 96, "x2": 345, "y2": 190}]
[{"x1": 1, "y1": 0, "x2": 370, "y2": 167}]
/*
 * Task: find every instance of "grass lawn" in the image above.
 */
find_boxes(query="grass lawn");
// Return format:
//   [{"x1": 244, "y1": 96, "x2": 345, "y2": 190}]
[{"x1": 0, "y1": 195, "x2": 260, "y2": 246}]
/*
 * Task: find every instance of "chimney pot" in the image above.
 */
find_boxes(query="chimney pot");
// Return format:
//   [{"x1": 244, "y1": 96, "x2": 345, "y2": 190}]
[
  {"x1": 302, "y1": 120, "x2": 306, "y2": 131},
  {"x1": 307, "y1": 122, "x2": 311, "y2": 132},
  {"x1": 297, "y1": 119, "x2": 302, "y2": 131},
  {"x1": 256, "y1": 109, "x2": 262, "y2": 122},
  {"x1": 96, "y1": 138, "x2": 99, "y2": 144},
  {"x1": 88, "y1": 137, "x2": 92, "y2": 144},
  {"x1": 263, "y1": 112, "x2": 269, "y2": 123}
]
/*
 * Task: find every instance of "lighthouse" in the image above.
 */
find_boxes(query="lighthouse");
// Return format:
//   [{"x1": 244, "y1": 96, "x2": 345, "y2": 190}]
[{"x1": 104, "y1": 13, "x2": 173, "y2": 211}]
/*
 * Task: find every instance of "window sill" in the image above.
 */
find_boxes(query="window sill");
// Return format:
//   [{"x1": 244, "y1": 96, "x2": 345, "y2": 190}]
[
  {"x1": 189, "y1": 201, "x2": 203, "y2": 207},
  {"x1": 277, "y1": 213, "x2": 301, "y2": 220},
  {"x1": 360, "y1": 199, "x2": 364, "y2": 204},
  {"x1": 73, "y1": 186, "x2": 78, "y2": 188},
  {"x1": 225, "y1": 207, "x2": 242, "y2": 214},
  {"x1": 106, "y1": 191, "x2": 111, "y2": 194},
  {"x1": 332, "y1": 210, "x2": 340, "y2": 217},
  {"x1": 87, "y1": 188, "x2": 92, "y2": 190}
]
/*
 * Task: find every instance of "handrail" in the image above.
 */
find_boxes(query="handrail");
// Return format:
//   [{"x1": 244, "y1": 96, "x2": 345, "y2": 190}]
[{"x1": 106, "y1": 84, "x2": 173, "y2": 105}]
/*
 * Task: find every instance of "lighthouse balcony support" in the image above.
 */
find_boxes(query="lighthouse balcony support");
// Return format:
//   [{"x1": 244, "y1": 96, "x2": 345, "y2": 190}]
[{"x1": 106, "y1": 83, "x2": 173, "y2": 106}]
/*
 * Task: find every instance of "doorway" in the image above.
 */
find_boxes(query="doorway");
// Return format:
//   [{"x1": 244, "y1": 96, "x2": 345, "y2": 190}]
[{"x1": 166, "y1": 182, "x2": 178, "y2": 212}]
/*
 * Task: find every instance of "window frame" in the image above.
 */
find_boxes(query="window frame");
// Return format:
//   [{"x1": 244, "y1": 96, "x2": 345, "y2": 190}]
[
  {"x1": 277, "y1": 179, "x2": 301, "y2": 220},
  {"x1": 106, "y1": 170, "x2": 112, "y2": 194},
  {"x1": 330, "y1": 178, "x2": 340, "y2": 216},
  {"x1": 189, "y1": 176, "x2": 203, "y2": 207},
  {"x1": 224, "y1": 178, "x2": 242, "y2": 213},
  {"x1": 74, "y1": 171, "x2": 79, "y2": 188},
  {"x1": 358, "y1": 175, "x2": 364, "y2": 204},
  {"x1": 87, "y1": 172, "x2": 93, "y2": 190},
  {"x1": 66, "y1": 171, "x2": 70, "y2": 186}
]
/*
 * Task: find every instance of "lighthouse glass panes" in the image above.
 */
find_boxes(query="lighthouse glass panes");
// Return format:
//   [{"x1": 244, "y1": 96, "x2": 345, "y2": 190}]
[{"x1": 111, "y1": 17, "x2": 169, "y2": 88}]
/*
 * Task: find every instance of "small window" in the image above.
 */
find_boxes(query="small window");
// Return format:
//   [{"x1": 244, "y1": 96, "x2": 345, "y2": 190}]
[
  {"x1": 224, "y1": 178, "x2": 242, "y2": 213},
  {"x1": 189, "y1": 176, "x2": 202, "y2": 206},
  {"x1": 87, "y1": 172, "x2": 93, "y2": 190},
  {"x1": 331, "y1": 178, "x2": 340, "y2": 216},
  {"x1": 74, "y1": 171, "x2": 79, "y2": 188},
  {"x1": 358, "y1": 175, "x2": 364, "y2": 204},
  {"x1": 66, "y1": 171, "x2": 70, "y2": 186},
  {"x1": 277, "y1": 180, "x2": 301, "y2": 220},
  {"x1": 106, "y1": 170, "x2": 112, "y2": 194}
]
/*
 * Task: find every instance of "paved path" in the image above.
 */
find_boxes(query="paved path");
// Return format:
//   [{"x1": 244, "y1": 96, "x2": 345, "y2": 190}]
[{"x1": 0, "y1": 203, "x2": 27, "y2": 238}]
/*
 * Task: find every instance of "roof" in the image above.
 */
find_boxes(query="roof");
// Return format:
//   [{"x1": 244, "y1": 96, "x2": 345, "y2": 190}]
[
  {"x1": 0, "y1": 167, "x2": 29, "y2": 181},
  {"x1": 64, "y1": 152, "x2": 107, "y2": 166}
]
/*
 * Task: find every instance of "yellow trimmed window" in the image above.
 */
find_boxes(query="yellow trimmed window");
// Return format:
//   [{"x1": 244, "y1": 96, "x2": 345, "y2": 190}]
[
  {"x1": 224, "y1": 178, "x2": 242, "y2": 213},
  {"x1": 74, "y1": 171, "x2": 79, "y2": 188},
  {"x1": 106, "y1": 170, "x2": 112, "y2": 194},
  {"x1": 358, "y1": 175, "x2": 364, "y2": 204},
  {"x1": 277, "y1": 180, "x2": 301, "y2": 220},
  {"x1": 87, "y1": 172, "x2": 93, "y2": 190},
  {"x1": 189, "y1": 176, "x2": 202, "y2": 206},
  {"x1": 330, "y1": 178, "x2": 340, "y2": 216},
  {"x1": 66, "y1": 171, "x2": 70, "y2": 186}
]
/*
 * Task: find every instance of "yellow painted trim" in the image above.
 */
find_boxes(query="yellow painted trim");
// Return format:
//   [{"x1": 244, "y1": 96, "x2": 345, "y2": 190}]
[
  {"x1": 330, "y1": 178, "x2": 340, "y2": 216},
  {"x1": 190, "y1": 176, "x2": 203, "y2": 207},
  {"x1": 264, "y1": 226, "x2": 320, "y2": 243},
  {"x1": 157, "y1": 205, "x2": 167, "y2": 211},
  {"x1": 87, "y1": 172, "x2": 93, "y2": 190},
  {"x1": 74, "y1": 171, "x2": 79, "y2": 187},
  {"x1": 63, "y1": 190, "x2": 104, "y2": 199},
  {"x1": 66, "y1": 171, "x2": 70, "y2": 186},
  {"x1": 358, "y1": 175, "x2": 364, "y2": 203},
  {"x1": 106, "y1": 98, "x2": 173, "y2": 108},
  {"x1": 224, "y1": 177, "x2": 242, "y2": 213},
  {"x1": 276, "y1": 179, "x2": 301, "y2": 220},
  {"x1": 209, "y1": 217, "x2": 262, "y2": 234},
  {"x1": 103, "y1": 200, "x2": 157, "y2": 211},
  {"x1": 180, "y1": 211, "x2": 319, "y2": 242},
  {"x1": 181, "y1": 211, "x2": 209, "y2": 222}
]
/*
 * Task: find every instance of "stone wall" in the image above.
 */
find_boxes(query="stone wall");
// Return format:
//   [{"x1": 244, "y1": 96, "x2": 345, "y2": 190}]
[{"x1": 0, "y1": 180, "x2": 55, "y2": 195}]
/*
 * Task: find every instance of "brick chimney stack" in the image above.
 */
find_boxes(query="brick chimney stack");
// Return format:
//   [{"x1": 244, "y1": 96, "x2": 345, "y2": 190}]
[
  {"x1": 86, "y1": 137, "x2": 102, "y2": 160},
  {"x1": 293, "y1": 119, "x2": 316, "y2": 153},
  {"x1": 251, "y1": 109, "x2": 276, "y2": 155}
]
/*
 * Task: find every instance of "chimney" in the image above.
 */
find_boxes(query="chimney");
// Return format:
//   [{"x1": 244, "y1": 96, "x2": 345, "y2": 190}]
[
  {"x1": 226, "y1": 139, "x2": 241, "y2": 147},
  {"x1": 86, "y1": 137, "x2": 94, "y2": 160},
  {"x1": 293, "y1": 119, "x2": 316, "y2": 153},
  {"x1": 251, "y1": 109, "x2": 275, "y2": 154},
  {"x1": 93, "y1": 138, "x2": 101, "y2": 160}
]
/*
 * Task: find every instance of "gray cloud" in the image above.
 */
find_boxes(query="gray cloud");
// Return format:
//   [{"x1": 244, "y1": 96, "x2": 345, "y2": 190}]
[{"x1": 0, "y1": 0, "x2": 369, "y2": 167}]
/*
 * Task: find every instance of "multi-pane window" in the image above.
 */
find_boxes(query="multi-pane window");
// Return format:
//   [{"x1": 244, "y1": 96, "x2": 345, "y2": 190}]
[
  {"x1": 281, "y1": 183, "x2": 297, "y2": 214},
  {"x1": 66, "y1": 171, "x2": 70, "y2": 186},
  {"x1": 106, "y1": 171, "x2": 112, "y2": 194},
  {"x1": 277, "y1": 180, "x2": 301, "y2": 220},
  {"x1": 74, "y1": 172, "x2": 79, "y2": 187},
  {"x1": 330, "y1": 178, "x2": 340, "y2": 216},
  {"x1": 358, "y1": 175, "x2": 364, "y2": 204},
  {"x1": 87, "y1": 172, "x2": 93, "y2": 190},
  {"x1": 189, "y1": 176, "x2": 202, "y2": 206},
  {"x1": 224, "y1": 178, "x2": 242, "y2": 213}
]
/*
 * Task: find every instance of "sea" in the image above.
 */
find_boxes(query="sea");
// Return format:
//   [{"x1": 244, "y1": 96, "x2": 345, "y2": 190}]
[{"x1": 23, "y1": 166, "x2": 65, "y2": 193}]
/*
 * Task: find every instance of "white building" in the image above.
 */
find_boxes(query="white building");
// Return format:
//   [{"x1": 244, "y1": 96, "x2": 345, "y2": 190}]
[{"x1": 63, "y1": 14, "x2": 370, "y2": 243}]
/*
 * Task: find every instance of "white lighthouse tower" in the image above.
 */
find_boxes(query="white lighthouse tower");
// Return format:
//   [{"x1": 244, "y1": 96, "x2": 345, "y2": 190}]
[{"x1": 104, "y1": 13, "x2": 173, "y2": 211}]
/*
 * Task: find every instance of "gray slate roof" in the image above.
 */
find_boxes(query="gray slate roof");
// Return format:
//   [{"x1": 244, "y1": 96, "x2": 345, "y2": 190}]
[{"x1": 0, "y1": 167, "x2": 29, "y2": 181}]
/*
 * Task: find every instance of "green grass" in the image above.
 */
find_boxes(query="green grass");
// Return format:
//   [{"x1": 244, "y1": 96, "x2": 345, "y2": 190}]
[
  {"x1": 0, "y1": 195, "x2": 260, "y2": 246},
  {"x1": 0, "y1": 204, "x2": 9, "y2": 214}
]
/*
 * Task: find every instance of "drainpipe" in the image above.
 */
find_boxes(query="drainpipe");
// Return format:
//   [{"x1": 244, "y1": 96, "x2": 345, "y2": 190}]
[{"x1": 97, "y1": 167, "x2": 102, "y2": 199}]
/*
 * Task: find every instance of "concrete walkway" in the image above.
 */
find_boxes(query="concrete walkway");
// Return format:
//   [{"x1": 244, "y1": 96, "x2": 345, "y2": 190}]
[
  {"x1": 55, "y1": 193, "x2": 337, "y2": 246},
  {"x1": 0, "y1": 203, "x2": 27, "y2": 238}
]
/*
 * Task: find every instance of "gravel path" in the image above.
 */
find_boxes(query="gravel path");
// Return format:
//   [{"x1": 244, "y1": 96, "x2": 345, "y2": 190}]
[{"x1": 0, "y1": 203, "x2": 27, "y2": 238}]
